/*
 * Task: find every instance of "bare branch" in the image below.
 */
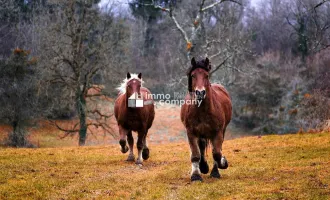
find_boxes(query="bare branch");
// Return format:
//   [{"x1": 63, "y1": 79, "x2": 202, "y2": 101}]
[
  {"x1": 88, "y1": 109, "x2": 113, "y2": 119},
  {"x1": 286, "y1": 16, "x2": 299, "y2": 32},
  {"x1": 202, "y1": 0, "x2": 242, "y2": 12},
  {"x1": 314, "y1": 0, "x2": 330, "y2": 10},
  {"x1": 135, "y1": 0, "x2": 190, "y2": 44},
  {"x1": 49, "y1": 120, "x2": 80, "y2": 134},
  {"x1": 210, "y1": 56, "x2": 231, "y2": 75},
  {"x1": 170, "y1": 15, "x2": 190, "y2": 43}
]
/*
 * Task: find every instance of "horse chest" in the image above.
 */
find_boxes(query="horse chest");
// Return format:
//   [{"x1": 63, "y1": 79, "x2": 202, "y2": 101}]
[
  {"x1": 187, "y1": 113, "x2": 220, "y2": 137},
  {"x1": 123, "y1": 112, "x2": 144, "y2": 130}
]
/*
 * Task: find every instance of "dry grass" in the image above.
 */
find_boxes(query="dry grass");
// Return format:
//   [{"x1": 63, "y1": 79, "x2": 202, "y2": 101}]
[
  {"x1": 0, "y1": 132, "x2": 329, "y2": 199},
  {"x1": 0, "y1": 105, "x2": 241, "y2": 148}
]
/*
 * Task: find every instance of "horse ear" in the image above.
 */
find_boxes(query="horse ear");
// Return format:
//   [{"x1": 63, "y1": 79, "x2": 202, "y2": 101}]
[
  {"x1": 138, "y1": 73, "x2": 142, "y2": 79},
  {"x1": 191, "y1": 57, "x2": 196, "y2": 67},
  {"x1": 127, "y1": 72, "x2": 131, "y2": 79},
  {"x1": 205, "y1": 57, "x2": 209, "y2": 67}
]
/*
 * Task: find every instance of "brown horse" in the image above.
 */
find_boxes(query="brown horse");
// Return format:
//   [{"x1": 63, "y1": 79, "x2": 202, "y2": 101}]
[
  {"x1": 181, "y1": 57, "x2": 232, "y2": 181},
  {"x1": 114, "y1": 73, "x2": 155, "y2": 164}
]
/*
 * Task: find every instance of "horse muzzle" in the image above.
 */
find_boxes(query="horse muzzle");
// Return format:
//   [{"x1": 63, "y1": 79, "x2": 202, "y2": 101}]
[{"x1": 195, "y1": 89, "x2": 206, "y2": 100}]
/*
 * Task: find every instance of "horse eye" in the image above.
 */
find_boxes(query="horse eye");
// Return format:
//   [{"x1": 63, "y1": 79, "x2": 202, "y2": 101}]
[{"x1": 191, "y1": 75, "x2": 195, "y2": 78}]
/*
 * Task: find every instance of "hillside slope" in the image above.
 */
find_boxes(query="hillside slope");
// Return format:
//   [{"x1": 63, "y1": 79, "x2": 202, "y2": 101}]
[{"x1": 0, "y1": 133, "x2": 329, "y2": 199}]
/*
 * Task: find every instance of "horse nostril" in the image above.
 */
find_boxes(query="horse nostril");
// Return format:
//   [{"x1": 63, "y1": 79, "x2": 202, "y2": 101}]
[
  {"x1": 201, "y1": 90, "x2": 206, "y2": 96},
  {"x1": 195, "y1": 90, "x2": 200, "y2": 95}
]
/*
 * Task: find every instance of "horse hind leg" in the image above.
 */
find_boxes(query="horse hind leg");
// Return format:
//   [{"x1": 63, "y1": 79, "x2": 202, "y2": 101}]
[
  {"x1": 220, "y1": 127, "x2": 228, "y2": 169},
  {"x1": 126, "y1": 131, "x2": 135, "y2": 162},
  {"x1": 210, "y1": 155, "x2": 228, "y2": 178},
  {"x1": 210, "y1": 132, "x2": 228, "y2": 178},
  {"x1": 198, "y1": 138, "x2": 209, "y2": 174},
  {"x1": 136, "y1": 131, "x2": 146, "y2": 165},
  {"x1": 142, "y1": 133, "x2": 149, "y2": 160}
]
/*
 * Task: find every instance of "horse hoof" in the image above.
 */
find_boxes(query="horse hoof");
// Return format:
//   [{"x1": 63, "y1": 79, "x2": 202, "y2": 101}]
[
  {"x1": 121, "y1": 146, "x2": 129, "y2": 154},
  {"x1": 199, "y1": 160, "x2": 209, "y2": 174},
  {"x1": 210, "y1": 165, "x2": 221, "y2": 179},
  {"x1": 142, "y1": 148, "x2": 149, "y2": 160},
  {"x1": 219, "y1": 156, "x2": 228, "y2": 169},
  {"x1": 191, "y1": 174, "x2": 203, "y2": 182},
  {"x1": 126, "y1": 155, "x2": 135, "y2": 162},
  {"x1": 135, "y1": 160, "x2": 143, "y2": 165}
]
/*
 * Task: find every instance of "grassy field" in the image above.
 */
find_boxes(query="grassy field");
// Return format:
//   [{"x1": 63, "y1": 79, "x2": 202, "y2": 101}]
[{"x1": 0, "y1": 132, "x2": 329, "y2": 199}]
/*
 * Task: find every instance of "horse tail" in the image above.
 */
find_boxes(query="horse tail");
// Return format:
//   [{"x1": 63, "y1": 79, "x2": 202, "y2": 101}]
[
  {"x1": 198, "y1": 138, "x2": 210, "y2": 157},
  {"x1": 206, "y1": 138, "x2": 211, "y2": 157}
]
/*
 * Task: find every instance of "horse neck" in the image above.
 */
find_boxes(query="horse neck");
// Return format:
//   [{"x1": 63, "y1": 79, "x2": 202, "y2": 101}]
[{"x1": 201, "y1": 85, "x2": 214, "y2": 110}]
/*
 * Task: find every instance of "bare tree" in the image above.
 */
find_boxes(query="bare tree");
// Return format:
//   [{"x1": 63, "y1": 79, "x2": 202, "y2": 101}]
[
  {"x1": 286, "y1": 0, "x2": 330, "y2": 60},
  {"x1": 129, "y1": 0, "x2": 248, "y2": 96},
  {"x1": 40, "y1": 0, "x2": 124, "y2": 146},
  {"x1": 137, "y1": 0, "x2": 242, "y2": 59}
]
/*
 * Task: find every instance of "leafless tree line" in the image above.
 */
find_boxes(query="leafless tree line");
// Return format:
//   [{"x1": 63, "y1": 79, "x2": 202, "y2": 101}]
[{"x1": 0, "y1": 0, "x2": 329, "y2": 146}]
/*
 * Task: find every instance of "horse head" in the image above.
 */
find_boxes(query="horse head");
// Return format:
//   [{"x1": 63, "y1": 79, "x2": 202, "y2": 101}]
[
  {"x1": 125, "y1": 72, "x2": 142, "y2": 98},
  {"x1": 117, "y1": 72, "x2": 143, "y2": 98},
  {"x1": 187, "y1": 57, "x2": 211, "y2": 100}
]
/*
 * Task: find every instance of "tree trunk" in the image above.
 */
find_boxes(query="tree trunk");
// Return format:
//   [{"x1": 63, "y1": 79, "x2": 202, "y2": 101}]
[
  {"x1": 77, "y1": 91, "x2": 87, "y2": 146},
  {"x1": 297, "y1": 17, "x2": 308, "y2": 62},
  {"x1": 9, "y1": 117, "x2": 26, "y2": 147}
]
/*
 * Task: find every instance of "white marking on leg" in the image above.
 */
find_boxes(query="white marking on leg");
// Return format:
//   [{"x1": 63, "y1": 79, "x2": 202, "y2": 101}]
[
  {"x1": 221, "y1": 156, "x2": 226, "y2": 167},
  {"x1": 191, "y1": 162, "x2": 201, "y2": 176},
  {"x1": 129, "y1": 145, "x2": 134, "y2": 155},
  {"x1": 137, "y1": 149, "x2": 142, "y2": 162},
  {"x1": 144, "y1": 139, "x2": 148, "y2": 149}
]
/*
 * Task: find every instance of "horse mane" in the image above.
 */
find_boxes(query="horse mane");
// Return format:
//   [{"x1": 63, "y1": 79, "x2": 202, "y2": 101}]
[{"x1": 116, "y1": 73, "x2": 144, "y2": 94}]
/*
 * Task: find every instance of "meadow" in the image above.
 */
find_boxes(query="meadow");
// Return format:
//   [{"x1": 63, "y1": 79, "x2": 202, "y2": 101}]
[{"x1": 1, "y1": 131, "x2": 329, "y2": 199}]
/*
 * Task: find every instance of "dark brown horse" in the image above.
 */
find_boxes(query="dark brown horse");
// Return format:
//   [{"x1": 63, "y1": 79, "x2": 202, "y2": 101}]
[
  {"x1": 114, "y1": 73, "x2": 155, "y2": 164},
  {"x1": 181, "y1": 57, "x2": 232, "y2": 181}
]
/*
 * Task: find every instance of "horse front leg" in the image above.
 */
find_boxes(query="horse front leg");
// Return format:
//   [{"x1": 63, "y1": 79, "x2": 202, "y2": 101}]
[
  {"x1": 126, "y1": 131, "x2": 135, "y2": 162},
  {"x1": 198, "y1": 138, "x2": 209, "y2": 174},
  {"x1": 210, "y1": 131, "x2": 228, "y2": 178},
  {"x1": 136, "y1": 131, "x2": 146, "y2": 165},
  {"x1": 188, "y1": 132, "x2": 202, "y2": 182},
  {"x1": 142, "y1": 132, "x2": 149, "y2": 160},
  {"x1": 119, "y1": 125, "x2": 129, "y2": 154}
]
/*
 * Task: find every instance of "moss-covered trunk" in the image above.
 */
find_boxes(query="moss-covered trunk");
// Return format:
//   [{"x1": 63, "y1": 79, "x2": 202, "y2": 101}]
[{"x1": 77, "y1": 91, "x2": 87, "y2": 146}]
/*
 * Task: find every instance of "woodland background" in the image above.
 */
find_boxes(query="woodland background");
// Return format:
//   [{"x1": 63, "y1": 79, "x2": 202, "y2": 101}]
[{"x1": 0, "y1": 0, "x2": 329, "y2": 147}]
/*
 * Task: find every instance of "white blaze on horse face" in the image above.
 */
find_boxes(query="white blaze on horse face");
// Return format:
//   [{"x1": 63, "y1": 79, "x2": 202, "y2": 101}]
[
  {"x1": 191, "y1": 162, "x2": 201, "y2": 176},
  {"x1": 195, "y1": 86, "x2": 206, "y2": 91},
  {"x1": 117, "y1": 74, "x2": 144, "y2": 94}
]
